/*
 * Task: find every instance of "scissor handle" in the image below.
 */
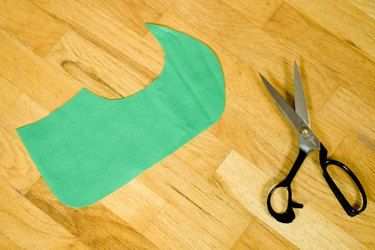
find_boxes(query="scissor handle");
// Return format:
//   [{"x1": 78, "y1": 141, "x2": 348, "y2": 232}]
[
  {"x1": 267, "y1": 149, "x2": 306, "y2": 223},
  {"x1": 319, "y1": 143, "x2": 367, "y2": 217},
  {"x1": 267, "y1": 181, "x2": 304, "y2": 223}
]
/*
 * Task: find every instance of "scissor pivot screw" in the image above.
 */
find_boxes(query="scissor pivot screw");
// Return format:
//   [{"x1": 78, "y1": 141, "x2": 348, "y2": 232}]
[{"x1": 300, "y1": 127, "x2": 310, "y2": 135}]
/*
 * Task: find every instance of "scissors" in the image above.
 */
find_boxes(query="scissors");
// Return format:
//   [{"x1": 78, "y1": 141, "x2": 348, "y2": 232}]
[{"x1": 259, "y1": 62, "x2": 367, "y2": 223}]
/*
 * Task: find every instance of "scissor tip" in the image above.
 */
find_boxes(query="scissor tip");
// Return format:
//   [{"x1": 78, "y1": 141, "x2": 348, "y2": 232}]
[{"x1": 258, "y1": 73, "x2": 270, "y2": 86}]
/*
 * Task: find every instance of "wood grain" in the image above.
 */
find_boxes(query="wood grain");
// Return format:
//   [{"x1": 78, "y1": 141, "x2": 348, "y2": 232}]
[{"x1": 0, "y1": 0, "x2": 374, "y2": 248}]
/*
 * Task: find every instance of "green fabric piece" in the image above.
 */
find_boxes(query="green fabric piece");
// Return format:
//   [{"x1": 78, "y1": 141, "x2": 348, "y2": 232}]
[{"x1": 16, "y1": 23, "x2": 225, "y2": 207}]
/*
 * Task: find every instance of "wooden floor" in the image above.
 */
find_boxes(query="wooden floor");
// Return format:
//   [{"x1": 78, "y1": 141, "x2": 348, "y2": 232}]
[{"x1": 0, "y1": 0, "x2": 374, "y2": 249}]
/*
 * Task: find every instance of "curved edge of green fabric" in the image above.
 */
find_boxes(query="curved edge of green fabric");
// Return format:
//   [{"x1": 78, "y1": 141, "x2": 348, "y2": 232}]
[{"x1": 16, "y1": 23, "x2": 226, "y2": 207}]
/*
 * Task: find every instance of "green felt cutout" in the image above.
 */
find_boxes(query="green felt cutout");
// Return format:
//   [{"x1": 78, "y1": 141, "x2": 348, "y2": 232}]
[{"x1": 16, "y1": 23, "x2": 225, "y2": 207}]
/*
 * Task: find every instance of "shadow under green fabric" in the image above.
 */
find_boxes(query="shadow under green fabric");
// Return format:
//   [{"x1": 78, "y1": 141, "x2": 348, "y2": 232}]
[{"x1": 16, "y1": 23, "x2": 225, "y2": 207}]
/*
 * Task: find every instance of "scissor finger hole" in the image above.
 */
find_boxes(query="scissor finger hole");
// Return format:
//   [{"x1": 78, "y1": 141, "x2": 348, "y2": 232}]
[
  {"x1": 270, "y1": 187, "x2": 289, "y2": 213},
  {"x1": 327, "y1": 164, "x2": 363, "y2": 209}
]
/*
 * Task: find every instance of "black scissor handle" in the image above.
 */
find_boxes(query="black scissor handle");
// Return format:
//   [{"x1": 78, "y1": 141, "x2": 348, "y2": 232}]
[
  {"x1": 319, "y1": 144, "x2": 367, "y2": 217},
  {"x1": 267, "y1": 182, "x2": 303, "y2": 223},
  {"x1": 267, "y1": 149, "x2": 307, "y2": 223}
]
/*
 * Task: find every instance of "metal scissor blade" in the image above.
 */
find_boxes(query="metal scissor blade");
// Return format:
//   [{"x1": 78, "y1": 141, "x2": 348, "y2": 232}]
[
  {"x1": 294, "y1": 62, "x2": 310, "y2": 127},
  {"x1": 260, "y1": 73, "x2": 307, "y2": 132}
]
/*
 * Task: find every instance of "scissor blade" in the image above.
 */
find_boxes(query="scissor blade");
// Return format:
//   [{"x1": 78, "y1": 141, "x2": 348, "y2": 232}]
[
  {"x1": 294, "y1": 62, "x2": 310, "y2": 127},
  {"x1": 260, "y1": 74, "x2": 307, "y2": 132}
]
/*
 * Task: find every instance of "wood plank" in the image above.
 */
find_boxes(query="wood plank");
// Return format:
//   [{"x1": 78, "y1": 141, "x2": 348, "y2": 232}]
[
  {"x1": 222, "y1": 0, "x2": 283, "y2": 26},
  {"x1": 0, "y1": 232, "x2": 20, "y2": 249},
  {"x1": 346, "y1": 0, "x2": 375, "y2": 20},
  {"x1": 44, "y1": 30, "x2": 151, "y2": 98},
  {"x1": 143, "y1": 204, "x2": 223, "y2": 248},
  {"x1": 102, "y1": 152, "x2": 251, "y2": 248},
  {"x1": 104, "y1": 155, "x2": 252, "y2": 248},
  {"x1": 232, "y1": 217, "x2": 297, "y2": 250},
  {"x1": 94, "y1": 0, "x2": 163, "y2": 37},
  {"x1": 33, "y1": 0, "x2": 163, "y2": 76},
  {"x1": 262, "y1": 3, "x2": 375, "y2": 109},
  {"x1": 25, "y1": 178, "x2": 157, "y2": 249},
  {"x1": 139, "y1": 155, "x2": 252, "y2": 248},
  {"x1": 0, "y1": 126, "x2": 41, "y2": 194},
  {"x1": 0, "y1": 28, "x2": 81, "y2": 111},
  {"x1": 285, "y1": 0, "x2": 375, "y2": 62},
  {"x1": 0, "y1": 78, "x2": 45, "y2": 193},
  {"x1": 315, "y1": 87, "x2": 375, "y2": 154},
  {"x1": 0, "y1": 76, "x2": 47, "y2": 130},
  {"x1": 172, "y1": 131, "x2": 232, "y2": 179},
  {"x1": 148, "y1": 0, "x2": 283, "y2": 27},
  {"x1": 101, "y1": 179, "x2": 168, "y2": 235},
  {"x1": 105, "y1": 180, "x2": 228, "y2": 248},
  {"x1": 0, "y1": 0, "x2": 69, "y2": 55},
  {"x1": 0, "y1": 180, "x2": 77, "y2": 248}
]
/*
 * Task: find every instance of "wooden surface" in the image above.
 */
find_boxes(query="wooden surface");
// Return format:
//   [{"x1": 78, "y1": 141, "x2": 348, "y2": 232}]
[{"x1": 0, "y1": 0, "x2": 374, "y2": 249}]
